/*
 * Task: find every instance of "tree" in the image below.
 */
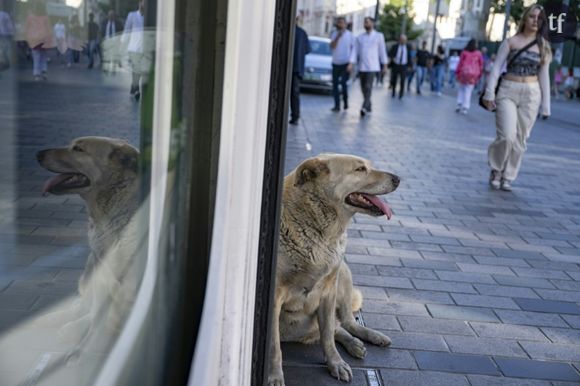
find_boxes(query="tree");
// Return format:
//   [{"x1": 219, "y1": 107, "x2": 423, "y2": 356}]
[{"x1": 378, "y1": 0, "x2": 423, "y2": 42}]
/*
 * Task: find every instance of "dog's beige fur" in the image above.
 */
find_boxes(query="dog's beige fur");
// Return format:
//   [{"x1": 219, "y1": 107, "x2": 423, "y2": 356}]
[
  {"x1": 37, "y1": 136, "x2": 143, "y2": 348},
  {"x1": 268, "y1": 154, "x2": 400, "y2": 385}
]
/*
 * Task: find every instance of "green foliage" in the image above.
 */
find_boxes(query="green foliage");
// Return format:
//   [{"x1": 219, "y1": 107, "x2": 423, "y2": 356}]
[{"x1": 378, "y1": 1, "x2": 424, "y2": 42}]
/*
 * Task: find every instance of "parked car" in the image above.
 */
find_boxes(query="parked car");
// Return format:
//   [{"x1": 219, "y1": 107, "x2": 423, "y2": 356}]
[{"x1": 301, "y1": 36, "x2": 333, "y2": 92}]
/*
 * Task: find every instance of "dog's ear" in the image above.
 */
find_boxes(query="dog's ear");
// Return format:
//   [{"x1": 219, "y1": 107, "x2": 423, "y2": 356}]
[
  {"x1": 109, "y1": 144, "x2": 139, "y2": 174},
  {"x1": 294, "y1": 158, "x2": 329, "y2": 186}
]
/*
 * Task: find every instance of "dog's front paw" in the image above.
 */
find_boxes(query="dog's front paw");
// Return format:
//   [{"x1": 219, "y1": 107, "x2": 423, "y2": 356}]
[
  {"x1": 345, "y1": 337, "x2": 366, "y2": 359},
  {"x1": 267, "y1": 370, "x2": 285, "y2": 386},
  {"x1": 368, "y1": 330, "x2": 391, "y2": 347},
  {"x1": 328, "y1": 358, "x2": 352, "y2": 382}
]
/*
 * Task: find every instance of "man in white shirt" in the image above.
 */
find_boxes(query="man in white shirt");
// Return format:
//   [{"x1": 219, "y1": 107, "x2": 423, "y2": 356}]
[
  {"x1": 330, "y1": 17, "x2": 353, "y2": 112},
  {"x1": 123, "y1": 1, "x2": 145, "y2": 101},
  {"x1": 388, "y1": 34, "x2": 411, "y2": 99},
  {"x1": 348, "y1": 17, "x2": 387, "y2": 117}
]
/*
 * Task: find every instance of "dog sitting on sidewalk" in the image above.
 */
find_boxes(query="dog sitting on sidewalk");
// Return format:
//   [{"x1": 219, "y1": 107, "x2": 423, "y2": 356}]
[{"x1": 269, "y1": 154, "x2": 400, "y2": 385}]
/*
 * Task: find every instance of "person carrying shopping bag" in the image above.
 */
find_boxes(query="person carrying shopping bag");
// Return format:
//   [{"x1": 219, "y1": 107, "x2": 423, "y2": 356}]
[{"x1": 481, "y1": 4, "x2": 551, "y2": 192}]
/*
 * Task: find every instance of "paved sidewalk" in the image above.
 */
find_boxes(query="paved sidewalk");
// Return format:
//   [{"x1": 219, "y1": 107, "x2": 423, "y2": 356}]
[{"x1": 282, "y1": 84, "x2": 580, "y2": 385}]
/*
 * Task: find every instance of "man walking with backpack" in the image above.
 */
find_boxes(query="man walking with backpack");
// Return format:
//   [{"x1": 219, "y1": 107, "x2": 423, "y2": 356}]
[{"x1": 455, "y1": 39, "x2": 483, "y2": 114}]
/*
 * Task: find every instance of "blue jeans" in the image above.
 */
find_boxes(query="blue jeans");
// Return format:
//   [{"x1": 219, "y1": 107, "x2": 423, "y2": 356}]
[
  {"x1": 332, "y1": 63, "x2": 349, "y2": 108},
  {"x1": 416, "y1": 66, "x2": 426, "y2": 93},
  {"x1": 432, "y1": 64, "x2": 444, "y2": 93},
  {"x1": 87, "y1": 39, "x2": 99, "y2": 67},
  {"x1": 448, "y1": 70, "x2": 456, "y2": 87}
]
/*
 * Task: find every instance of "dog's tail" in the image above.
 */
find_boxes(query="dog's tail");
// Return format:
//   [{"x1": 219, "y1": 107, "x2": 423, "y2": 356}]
[{"x1": 351, "y1": 287, "x2": 363, "y2": 312}]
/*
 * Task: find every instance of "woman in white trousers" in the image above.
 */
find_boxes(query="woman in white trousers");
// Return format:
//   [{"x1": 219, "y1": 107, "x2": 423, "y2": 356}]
[{"x1": 481, "y1": 4, "x2": 551, "y2": 191}]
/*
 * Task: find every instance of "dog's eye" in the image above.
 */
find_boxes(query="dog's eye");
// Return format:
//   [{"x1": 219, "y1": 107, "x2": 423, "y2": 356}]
[
  {"x1": 355, "y1": 166, "x2": 367, "y2": 172},
  {"x1": 72, "y1": 145, "x2": 84, "y2": 152}
]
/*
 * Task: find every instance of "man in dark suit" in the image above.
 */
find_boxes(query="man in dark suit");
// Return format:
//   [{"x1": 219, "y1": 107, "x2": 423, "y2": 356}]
[
  {"x1": 388, "y1": 34, "x2": 412, "y2": 99},
  {"x1": 100, "y1": 10, "x2": 123, "y2": 73},
  {"x1": 289, "y1": 18, "x2": 311, "y2": 125}
]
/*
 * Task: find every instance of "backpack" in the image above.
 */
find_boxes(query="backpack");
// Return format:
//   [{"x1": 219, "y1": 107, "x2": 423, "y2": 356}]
[{"x1": 457, "y1": 52, "x2": 481, "y2": 85}]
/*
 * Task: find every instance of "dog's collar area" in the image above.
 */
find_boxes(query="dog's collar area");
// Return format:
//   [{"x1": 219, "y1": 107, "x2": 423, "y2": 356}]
[{"x1": 345, "y1": 192, "x2": 392, "y2": 219}]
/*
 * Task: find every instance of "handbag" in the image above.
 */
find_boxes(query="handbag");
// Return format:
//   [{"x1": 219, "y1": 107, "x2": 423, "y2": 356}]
[{"x1": 479, "y1": 39, "x2": 538, "y2": 112}]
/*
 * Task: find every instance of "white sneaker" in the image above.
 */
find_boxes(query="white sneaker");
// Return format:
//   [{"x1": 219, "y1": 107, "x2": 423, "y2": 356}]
[
  {"x1": 501, "y1": 179, "x2": 512, "y2": 191},
  {"x1": 489, "y1": 170, "x2": 501, "y2": 190},
  {"x1": 461, "y1": 108, "x2": 468, "y2": 115}
]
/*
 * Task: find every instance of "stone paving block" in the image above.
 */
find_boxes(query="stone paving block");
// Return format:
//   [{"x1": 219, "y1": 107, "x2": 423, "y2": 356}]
[
  {"x1": 398, "y1": 316, "x2": 474, "y2": 336},
  {"x1": 427, "y1": 304, "x2": 500, "y2": 323},
  {"x1": 390, "y1": 241, "x2": 443, "y2": 252},
  {"x1": 0, "y1": 289, "x2": 40, "y2": 311},
  {"x1": 535, "y1": 289, "x2": 580, "y2": 303},
  {"x1": 555, "y1": 247, "x2": 580, "y2": 256},
  {"x1": 352, "y1": 274, "x2": 413, "y2": 289},
  {"x1": 528, "y1": 261, "x2": 579, "y2": 276},
  {"x1": 362, "y1": 300, "x2": 429, "y2": 317},
  {"x1": 474, "y1": 284, "x2": 540, "y2": 299},
  {"x1": 387, "y1": 331, "x2": 448, "y2": 352},
  {"x1": 459, "y1": 239, "x2": 509, "y2": 250},
  {"x1": 457, "y1": 263, "x2": 515, "y2": 276},
  {"x1": 420, "y1": 251, "x2": 477, "y2": 263},
  {"x1": 348, "y1": 263, "x2": 379, "y2": 276},
  {"x1": 284, "y1": 366, "x2": 368, "y2": 386},
  {"x1": 511, "y1": 267, "x2": 571, "y2": 280},
  {"x1": 470, "y1": 322, "x2": 549, "y2": 341},
  {"x1": 535, "y1": 232, "x2": 580, "y2": 242},
  {"x1": 551, "y1": 279, "x2": 580, "y2": 291},
  {"x1": 451, "y1": 293, "x2": 520, "y2": 310},
  {"x1": 387, "y1": 288, "x2": 454, "y2": 305},
  {"x1": 347, "y1": 347, "x2": 417, "y2": 370},
  {"x1": 495, "y1": 310, "x2": 568, "y2": 328},
  {"x1": 436, "y1": 271, "x2": 496, "y2": 284},
  {"x1": 401, "y1": 258, "x2": 459, "y2": 271},
  {"x1": 345, "y1": 254, "x2": 401, "y2": 266},
  {"x1": 414, "y1": 351, "x2": 500, "y2": 375},
  {"x1": 366, "y1": 247, "x2": 422, "y2": 259},
  {"x1": 361, "y1": 231, "x2": 411, "y2": 242},
  {"x1": 513, "y1": 298, "x2": 580, "y2": 315},
  {"x1": 492, "y1": 275, "x2": 555, "y2": 289},
  {"x1": 357, "y1": 285, "x2": 388, "y2": 301},
  {"x1": 562, "y1": 315, "x2": 580, "y2": 329},
  {"x1": 541, "y1": 327, "x2": 580, "y2": 344},
  {"x1": 492, "y1": 249, "x2": 547, "y2": 260},
  {"x1": 467, "y1": 374, "x2": 551, "y2": 386},
  {"x1": 519, "y1": 341, "x2": 580, "y2": 362},
  {"x1": 494, "y1": 358, "x2": 580, "y2": 382},
  {"x1": 412, "y1": 279, "x2": 477, "y2": 294},
  {"x1": 444, "y1": 335, "x2": 528, "y2": 358},
  {"x1": 362, "y1": 313, "x2": 401, "y2": 331},
  {"x1": 442, "y1": 245, "x2": 496, "y2": 256},
  {"x1": 350, "y1": 237, "x2": 391, "y2": 248},
  {"x1": 409, "y1": 235, "x2": 462, "y2": 246},
  {"x1": 348, "y1": 229, "x2": 362, "y2": 238},
  {"x1": 346, "y1": 245, "x2": 368, "y2": 254},
  {"x1": 543, "y1": 253, "x2": 580, "y2": 264},
  {"x1": 380, "y1": 369, "x2": 469, "y2": 386},
  {"x1": 430, "y1": 228, "x2": 478, "y2": 241},
  {"x1": 376, "y1": 266, "x2": 437, "y2": 280}
]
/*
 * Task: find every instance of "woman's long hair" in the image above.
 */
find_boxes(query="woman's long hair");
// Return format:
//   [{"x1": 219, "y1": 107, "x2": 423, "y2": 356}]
[
  {"x1": 517, "y1": 4, "x2": 552, "y2": 64},
  {"x1": 465, "y1": 38, "x2": 478, "y2": 52}
]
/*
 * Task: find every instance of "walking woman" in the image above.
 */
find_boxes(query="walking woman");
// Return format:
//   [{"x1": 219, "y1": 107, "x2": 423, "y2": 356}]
[
  {"x1": 25, "y1": 1, "x2": 53, "y2": 80},
  {"x1": 481, "y1": 4, "x2": 551, "y2": 191},
  {"x1": 455, "y1": 39, "x2": 483, "y2": 114},
  {"x1": 431, "y1": 45, "x2": 446, "y2": 96}
]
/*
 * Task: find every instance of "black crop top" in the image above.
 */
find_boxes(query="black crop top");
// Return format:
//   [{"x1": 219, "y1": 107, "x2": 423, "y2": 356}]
[{"x1": 506, "y1": 49, "x2": 541, "y2": 76}]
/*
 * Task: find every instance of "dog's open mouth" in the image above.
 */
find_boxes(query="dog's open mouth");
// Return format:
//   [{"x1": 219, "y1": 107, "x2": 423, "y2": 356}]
[
  {"x1": 345, "y1": 193, "x2": 393, "y2": 219},
  {"x1": 42, "y1": 173, "x2": 90, "y2": 195}
]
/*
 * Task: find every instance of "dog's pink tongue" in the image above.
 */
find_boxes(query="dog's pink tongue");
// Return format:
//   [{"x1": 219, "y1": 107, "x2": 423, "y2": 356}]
[
  {"x1": 42, "y1": 174, "x2": 71, "y2": 195},
  {"x1": 361, "y1": 194, "x2": 393, "y2": 220}
]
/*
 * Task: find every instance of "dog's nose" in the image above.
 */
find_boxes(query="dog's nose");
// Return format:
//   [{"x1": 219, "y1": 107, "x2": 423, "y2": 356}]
[
  {"x1": 36, "y1": 150, "x2": 46, "y2": 163},
  {"x1": 391, "y1": 175, "x2": 400, "y2": 187}
]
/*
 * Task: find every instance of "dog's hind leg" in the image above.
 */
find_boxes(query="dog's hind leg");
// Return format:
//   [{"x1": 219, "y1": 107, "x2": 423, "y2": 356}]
[
  {"x1": 335, "y1": 325, "x2": 366, "y2": 359},
  {"x1": 336, "y1": 262, "x2": 391, "y2": 347}
]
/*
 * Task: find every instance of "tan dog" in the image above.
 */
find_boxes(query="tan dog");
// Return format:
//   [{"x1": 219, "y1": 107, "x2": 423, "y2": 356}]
[
  {"x1": 268, "y1": 154, "x2": 400, "y2": 385},
  {"x1": 36, "y1": 136, "x2": 142, "y2": 349}
]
